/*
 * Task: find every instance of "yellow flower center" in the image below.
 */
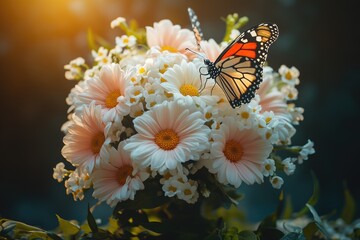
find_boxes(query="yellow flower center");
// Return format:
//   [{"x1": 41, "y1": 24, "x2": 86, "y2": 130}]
[
  {"x1": 155, "y1": 129, "x2": 179, "y2": 150},
  {"x1": 90, "y1": 132, "x2": 105, "y2": 154},
  {"x1": 272, "y1": 177, "x2": 279, "y2": 184},
  {"x1": 105, "y1": 90, "x2": 121, "y2": 108},
  {"x1": 138, "y1": 67, "x2": 146, "y2": 74},
  {"x1": 161, "y1": 46, "x2": 178, "y2": 53},
  {"x1": 205, "y1": 112, "x2": 212, "y2": 120},
  {"x1": 118, "y1": 165, "x2": 133, "y2": 186},
  {"x1": 179, "y1": 84, "x2": 199, "y2": 97},
  {"x1": 266, "y1": 132, "x2": 272, "y2": 140},
  {"x1": 223, "y1": 140, "x2": 244, "y2": 163},
  {"x1": 160, "y1": 64, "x2": 169, "y2": 74},
  {"x1": 265, "y1": 164, "x2": 272, "y2": 171},
  {"x1": 241, "y1": 112, "x2": 249, "y2": 119},
  {"x1": 169, "y1": 185, "x2": 177, "y2": 192},
  {"x1": 184, "y1": 189, "x2": 192, "y2": 196},
  {"x1": 285, "y1": 71, "x2": 293, "y2": 80},
  {"x1": 265, "y1": 117, "x2": 272, "y2": 124}
]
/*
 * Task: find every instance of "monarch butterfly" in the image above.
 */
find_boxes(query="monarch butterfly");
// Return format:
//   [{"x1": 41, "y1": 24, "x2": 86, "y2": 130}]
[{"x1": 187, "y1": 8, "x2": 279, "y2": 108}]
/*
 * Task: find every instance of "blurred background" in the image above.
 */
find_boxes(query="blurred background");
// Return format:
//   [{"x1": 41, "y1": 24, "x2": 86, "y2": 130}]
[{"x1": 0, "y1": 0, "x2": 359, "y2": 230}]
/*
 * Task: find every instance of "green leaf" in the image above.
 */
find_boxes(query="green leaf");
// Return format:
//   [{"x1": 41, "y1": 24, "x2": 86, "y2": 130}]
[
  {"x1": 257, "y1": 228, "x2": 284, "y2": 240},
  {"x1": 56, "y1": 214, "x2": 80, "y2": 236},
  {"x1": 87, "y1": 28, "x2": 98, "y2": 51},
  {"x1": 293, "y1": 171, "x2": 319, "y2": 217},
  {"x1": 87, "y1": 205, "x2": 98, "y2": 233},
  {"x1": 281, "y1": 195, "x2": 293, "y2": 219},
  {"x1": 340, "y1": 183, "x2": 356, "y2": 224},
  {"x1": 302, "y1": 222, "x2": 318, "y2": 239},
  {"x1": 47, "y1": 232, "x2": 63, "y2": 240},
  {"x1": 306, "y1": 204, "x2": 331, "y2": 239},
  {"x1": 238, "y1": 230, "x2": 258, "y2": 240}
]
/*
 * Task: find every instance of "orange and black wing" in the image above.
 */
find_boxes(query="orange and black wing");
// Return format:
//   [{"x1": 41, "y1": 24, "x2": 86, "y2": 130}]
[
  {"x1": 214, "y1": 23, "x2": 279, "y2": 107},
  {"x1": 188, "y1": 7, "x2": 203, "y2": 51}
]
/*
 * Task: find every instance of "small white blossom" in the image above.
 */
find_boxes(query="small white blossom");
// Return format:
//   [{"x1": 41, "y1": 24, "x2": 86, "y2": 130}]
[
  {"x1": 270, "y1": 176, "x2": 284, "y2": 189},
  {"x1": 111, "y1": 17, "x2": 126, "y2": 29},
  {"x1": 282, "y1": 158, "x2": 296, "y2": 175},
  {"x1": 53, "y1": 162, "x2": 68, "y2": 182},
  {"x1": 262, "y1": 159, "x2": 276, "y2": 177},
  {"x1": 279, "y1": 65, "x2": 300, "y2": 85},
  {"x1": 298, "y1": 140, "x2": 315, "y2": 163}
]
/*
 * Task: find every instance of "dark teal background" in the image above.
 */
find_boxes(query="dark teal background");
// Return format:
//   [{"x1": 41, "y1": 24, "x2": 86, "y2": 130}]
[{"x1": 0, "y1": 0, "x2": 358, "y2": 230}]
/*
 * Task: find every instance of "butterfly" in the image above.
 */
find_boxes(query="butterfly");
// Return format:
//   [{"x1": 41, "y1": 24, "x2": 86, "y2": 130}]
[{"x1": 187, "y1": 8, "x2": 279, "y2": 108}]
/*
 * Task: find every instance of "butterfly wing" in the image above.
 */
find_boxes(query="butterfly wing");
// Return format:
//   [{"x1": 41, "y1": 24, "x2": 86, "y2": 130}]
[
  {"x1": 187, "y1": 8, "x2": 203, "y2": 51},
  {"x1": 214, "y1": 23, "x2": 279, "y2": 107},
  {"x1": 215, "y1": 56, "x2": 262, "y2": 108}
]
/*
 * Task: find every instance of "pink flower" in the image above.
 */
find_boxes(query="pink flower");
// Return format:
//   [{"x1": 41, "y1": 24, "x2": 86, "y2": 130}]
[
  {"x1": 206, "y1": 117, "x2": 273, "y2": 187},
  {"x1": 61, "y1": 102, "x2": 107, "y2": 173},
  {"x1": 146, "y1": 19, "x2": 194, "y2": 57},
  {"x1": 79, "y1": 63, "x2": 131, "y2": 122},
  {"x1": 258, "y1": 67, "x2": 289, "y2": 117},
  {"x1": 92, "y1": 142, "x2": 149, "y2": 207}
]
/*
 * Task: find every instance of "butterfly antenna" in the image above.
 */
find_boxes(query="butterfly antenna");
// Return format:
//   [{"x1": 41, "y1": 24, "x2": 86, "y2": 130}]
[{"x1": 185, "y1": 48, "x2": 206, "y2": 60}]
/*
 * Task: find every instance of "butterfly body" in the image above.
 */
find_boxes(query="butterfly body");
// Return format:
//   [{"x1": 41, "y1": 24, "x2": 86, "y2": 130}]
[{"x1": 187, "y1": 8, "x2": 279, "y2": 108}]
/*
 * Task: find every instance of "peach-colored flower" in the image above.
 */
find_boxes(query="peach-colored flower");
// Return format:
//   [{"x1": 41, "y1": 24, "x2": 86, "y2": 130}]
[
  {"x1": 146, "y1": 19, "x2": 194, "y2": 57},
  {"x1": 92, "y1": 142, "x2": 149, "y2": 207},
  {"x1": 61, "y1": 102, "x2": 107, "y2": 173},
  {"x1": 206, "y1": 117, "x2": 273, "y2": 188},
  {"x1": 79, "y1": 63, "x2": 131, "y2": 122},
  {"x1": 257, "y1": 67, "x2": 288, "y2": 117},
  {"x1": 200, "y1": 39, "x2": 224, "y2": 62}
]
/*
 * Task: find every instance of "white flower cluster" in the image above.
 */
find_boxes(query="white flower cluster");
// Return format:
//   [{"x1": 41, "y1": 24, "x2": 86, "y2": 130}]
[{"x1": 54, "y1": 17, "x2": 315, "y2": 207}]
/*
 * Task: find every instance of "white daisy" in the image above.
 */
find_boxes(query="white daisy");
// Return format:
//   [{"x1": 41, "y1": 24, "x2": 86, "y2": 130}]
[
  {"x1": 161, "y1": 60, "x2": 220, "y2": 108},
  {"x1": 92, "y1": 142, "x2": 150, "y2": 207},
  {"x1": 206, "y1": 117, "x2": 273, "y2": 188},
  {"x1": 124, "y1": 100, "x2": 210, "y2": 173}
]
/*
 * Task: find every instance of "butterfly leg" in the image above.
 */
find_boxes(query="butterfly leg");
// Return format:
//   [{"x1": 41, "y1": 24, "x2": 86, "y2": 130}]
[{"x1": 199, "y1": 66, "x2": 209, "y2": 93}]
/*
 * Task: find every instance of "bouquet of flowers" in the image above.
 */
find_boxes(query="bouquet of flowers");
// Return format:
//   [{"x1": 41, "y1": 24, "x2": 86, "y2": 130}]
[{"x1": 48, "y1": 8, "x2": 320, "y2": 239}]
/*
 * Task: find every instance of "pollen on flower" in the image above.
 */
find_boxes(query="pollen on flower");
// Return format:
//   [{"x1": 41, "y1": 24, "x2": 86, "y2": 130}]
[
  {"x1": 266, "y1": 132, "x2": 272, "y2": 140},
  {"x1": 155, "y1": 129, "x2": 179, "y2": 150},
  {"x1": 205, "y1": 112, "x2": 212, "y2": 120},
  {"x1": 241, "y1": 112, "x2": 250, "y2": 119},
  {"x1": 138, "y1": 67, "x2": 146, "y2": 75},
  {"x1": 169, "y1": 185, "x2": 177, "y2": 192},
  {"x1": 118, "y1": 165, "x2": 133, "y2": 186},
  {"x1": 285, "y1": 71, "x2": 293, "y2": 80},
  {"x1": 223, "y1": 140, "x2": 244, "y2": 163},
  {"x1": 105, "y1": 90, "x2": 121, "y2": 108},
  {"x1": 184, "y1": 189, "x2": 192, "y2": 196},
  {"x1": 179, "y1": 84, "x2": 199, "y2": 97},
  {"x1": 161, "y1": 46, "x2": 178, "y2": 53},
  {"x1": 265, "y1": 117, "x2": 272, "y2": 124},
  {"x1": 159, "y1": 64, "x2": 169, "y2": 74},
  {"x1": 90, "y1": 132, "x2": 105, "y2": 154}
]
